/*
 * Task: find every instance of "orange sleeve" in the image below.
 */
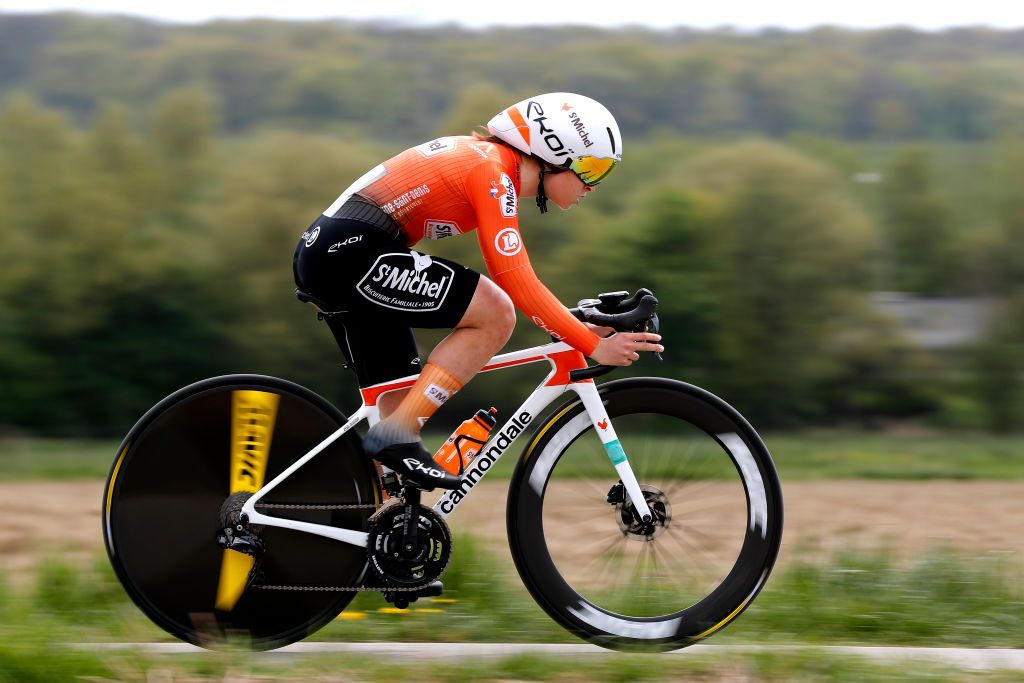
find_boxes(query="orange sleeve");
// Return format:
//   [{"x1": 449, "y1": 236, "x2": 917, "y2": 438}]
[{"x1": 465, "y1": 162, "x2": 600, "y2": 357}]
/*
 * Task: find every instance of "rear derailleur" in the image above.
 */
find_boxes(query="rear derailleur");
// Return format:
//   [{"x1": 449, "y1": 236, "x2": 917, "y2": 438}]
[{"x1": 215, "y1": 491, "x2": 264, "y2": 557}]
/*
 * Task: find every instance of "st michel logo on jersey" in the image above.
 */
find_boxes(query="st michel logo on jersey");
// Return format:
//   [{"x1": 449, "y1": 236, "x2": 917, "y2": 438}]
[
  {"x1": 358, "y1": 251, "x2": 454, "y2": 312},
  {"x1": 495, "y1": 173, "x2": 517, "y2": 217}
]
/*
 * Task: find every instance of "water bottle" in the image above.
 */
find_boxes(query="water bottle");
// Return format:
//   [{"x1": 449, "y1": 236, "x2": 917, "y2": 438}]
[{"x1": 433, "y1": 407, "x2": 498, "y2": 475}]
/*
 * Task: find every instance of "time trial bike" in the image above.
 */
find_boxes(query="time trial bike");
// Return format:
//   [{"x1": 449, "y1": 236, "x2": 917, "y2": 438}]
[{"x1": 102, "y1": 288, "x2": 783, "y2": 652}]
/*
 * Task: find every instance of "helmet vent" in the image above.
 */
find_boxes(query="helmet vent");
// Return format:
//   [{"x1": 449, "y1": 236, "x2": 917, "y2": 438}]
[{"x1": 607, "y1": 127, "x2": 617, "y2": 155}]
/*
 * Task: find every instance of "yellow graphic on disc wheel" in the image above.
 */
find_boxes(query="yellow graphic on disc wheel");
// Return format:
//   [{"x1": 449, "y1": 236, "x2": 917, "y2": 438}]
[{"x1": 215, "y1": 390, "x2": 280, "y2": 611}]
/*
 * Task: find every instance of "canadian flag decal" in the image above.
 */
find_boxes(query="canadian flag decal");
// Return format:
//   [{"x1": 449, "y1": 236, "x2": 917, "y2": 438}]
[{"x1": 597, "y1": 419, "x2": 608, "y2": 430}]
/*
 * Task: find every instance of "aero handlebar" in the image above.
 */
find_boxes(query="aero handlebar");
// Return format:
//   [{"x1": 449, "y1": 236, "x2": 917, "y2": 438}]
[{"x1": 568, "y1": 288, "x2": 661, "y2": 382}]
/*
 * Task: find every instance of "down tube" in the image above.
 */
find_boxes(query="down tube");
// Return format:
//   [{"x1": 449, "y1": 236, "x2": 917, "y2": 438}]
[{"x1": 434, "y1": 384, "x2": 567, "y2": 518}]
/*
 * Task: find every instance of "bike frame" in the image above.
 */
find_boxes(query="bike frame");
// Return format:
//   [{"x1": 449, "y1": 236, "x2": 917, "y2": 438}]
[{"x1": 240, "y1": 341, "x2": 654, "y2": 548}]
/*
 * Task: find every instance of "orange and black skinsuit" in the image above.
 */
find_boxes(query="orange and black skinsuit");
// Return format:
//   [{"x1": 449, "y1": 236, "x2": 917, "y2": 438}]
[{"x1": 293, "y1": 135, "x2": 600, "y2": 387}]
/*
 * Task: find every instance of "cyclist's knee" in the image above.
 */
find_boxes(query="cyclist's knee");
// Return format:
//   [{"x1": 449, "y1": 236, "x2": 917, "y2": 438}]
[
  {"x1": 484, "y1": 279, "x2": 516, "y2": 338},
  {"x1": 463, "y1": 278, "x2": 515, "y2": 338}
]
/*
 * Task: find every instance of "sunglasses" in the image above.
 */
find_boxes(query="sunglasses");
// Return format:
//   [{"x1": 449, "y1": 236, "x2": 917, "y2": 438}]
[{"x1": 568, "y1": 155, "x2": 619, "y2": 186}]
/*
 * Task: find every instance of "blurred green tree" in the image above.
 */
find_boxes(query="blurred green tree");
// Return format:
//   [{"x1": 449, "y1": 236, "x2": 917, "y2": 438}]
[
  {"x1": 880, "y1": 147, "x2": 955, "y2": 294},
  {"x1": 679, "y1": 140, "x2": 878, "y2": 425}
]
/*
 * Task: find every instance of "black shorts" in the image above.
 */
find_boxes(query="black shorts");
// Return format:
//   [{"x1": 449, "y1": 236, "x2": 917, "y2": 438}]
[{"x1": 293, "y1": 216, "x2": 481, "y2": 387}]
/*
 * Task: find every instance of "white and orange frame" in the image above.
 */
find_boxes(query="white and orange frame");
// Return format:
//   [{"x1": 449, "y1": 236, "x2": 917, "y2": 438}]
[{"x1": 240, "y1": 340, "x2": 654, "y2": 550}]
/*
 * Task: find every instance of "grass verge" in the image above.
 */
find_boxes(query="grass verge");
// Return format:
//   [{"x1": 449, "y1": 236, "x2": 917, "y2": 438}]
[
  {"x1": 9, "y1": 535, "x2": 1018, "y2": 648},
  {"x1": 3, "y1": 430, "x2": 1024, "y2": 481},
  {"x1": 1, "y1": 539, "x2": 1023, "y2": 680}
]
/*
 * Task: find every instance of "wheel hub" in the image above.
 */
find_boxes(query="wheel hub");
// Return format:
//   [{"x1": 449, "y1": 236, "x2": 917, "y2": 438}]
[{"x1": 612, "y1": 484, "x2": 671, "y2": 540}]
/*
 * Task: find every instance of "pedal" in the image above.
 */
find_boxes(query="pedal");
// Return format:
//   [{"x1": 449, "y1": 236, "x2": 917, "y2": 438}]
[
  {"x1": 382, "y1": 580, "x2": 444, "y2": 610},
  {"x1": 417, "y1": 580, "x2": 444, "y2": 598}
]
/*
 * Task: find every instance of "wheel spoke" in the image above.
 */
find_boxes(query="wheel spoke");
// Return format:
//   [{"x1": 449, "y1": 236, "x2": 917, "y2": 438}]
[{"x1": 522, "y1": 386, "x2": 781, "y2": 646}]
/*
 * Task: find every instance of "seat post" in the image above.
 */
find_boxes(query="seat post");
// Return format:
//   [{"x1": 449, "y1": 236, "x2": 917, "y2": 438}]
[
  {"x1": 321, "y1": 313, "x2": 356, "y2": 370},
  {"x1": 294, "y1": 288, "x2": 356, "y2": 371}
]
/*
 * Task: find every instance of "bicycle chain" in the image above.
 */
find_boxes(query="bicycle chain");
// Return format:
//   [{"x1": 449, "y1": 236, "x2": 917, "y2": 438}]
[
  {"x1": 254, "y1": 503, "x2": 377, "y2": 511},
  {"x1": 250, "y1": 499, "x2": 440, "y2": 594},
  {"x1": 253, "y1": 584, "x2": 425, "y2": 592}
]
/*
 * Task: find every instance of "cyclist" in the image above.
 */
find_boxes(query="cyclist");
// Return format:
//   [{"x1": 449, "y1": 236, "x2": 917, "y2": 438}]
[{"x1": 293, "y1": 92, "x2": 663, "y2": 489}]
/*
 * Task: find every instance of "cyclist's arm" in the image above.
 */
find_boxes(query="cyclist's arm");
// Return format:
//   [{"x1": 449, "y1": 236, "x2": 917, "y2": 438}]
[{"x1": 466, "y1": 164, "x2": 601, "y2": 357}]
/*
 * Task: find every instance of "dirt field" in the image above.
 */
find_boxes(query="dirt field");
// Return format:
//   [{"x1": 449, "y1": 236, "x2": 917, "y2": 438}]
[{"x1": 2, "y1": 480, "x2": 1023, "y2": 586}]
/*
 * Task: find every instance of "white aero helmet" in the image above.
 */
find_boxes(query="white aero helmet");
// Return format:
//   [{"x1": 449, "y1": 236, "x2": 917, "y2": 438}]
[{"x1": 486, "y1": 92, "x2": 622, "y2": 187}]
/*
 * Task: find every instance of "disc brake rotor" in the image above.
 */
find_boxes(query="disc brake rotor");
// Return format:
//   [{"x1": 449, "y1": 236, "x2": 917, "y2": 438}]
[{"x1": 615, "y1": 484, "x2": 671, "y2": 540}]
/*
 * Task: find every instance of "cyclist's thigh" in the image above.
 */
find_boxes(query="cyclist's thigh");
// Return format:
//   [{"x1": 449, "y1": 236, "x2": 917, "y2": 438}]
[
  {"x1": 340, "y1": 317, "x2": 422, "y2": 387},
  {"x1": 294, "y1": 217, "x2": 481, "y2": 385},
  {"x1": 294, "y1": 217, "x2": 480, "y2": 327}
]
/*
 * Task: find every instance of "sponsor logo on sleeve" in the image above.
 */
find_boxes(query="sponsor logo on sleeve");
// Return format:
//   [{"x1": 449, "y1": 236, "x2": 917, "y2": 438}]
[
  {"x1": 498, "y1": 173, "x2": 517, "y2": 217},
  {"x1": 357, "y1": 252, "x2": 455, "y2": 312},
  {"x1": 495, "y1": 227, "x2": 522, "y2": 256},
  {"x1": 531, "y1": 315, "x2": 563, "y2": 340}
]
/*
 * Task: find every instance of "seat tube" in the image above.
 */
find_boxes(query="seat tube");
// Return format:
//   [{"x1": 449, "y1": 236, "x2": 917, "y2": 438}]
[{"x1": 570, "y1": 382, "x2": 653, "y2": 520}]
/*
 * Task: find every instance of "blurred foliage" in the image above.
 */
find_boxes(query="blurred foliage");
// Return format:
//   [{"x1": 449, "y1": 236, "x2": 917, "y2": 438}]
[
  {"x1": 4, "y1": 15, "x2": 1024, "y2": 142},
  {"x1": 0, "y1": 15, "x2": 1022, "y2": 435}
]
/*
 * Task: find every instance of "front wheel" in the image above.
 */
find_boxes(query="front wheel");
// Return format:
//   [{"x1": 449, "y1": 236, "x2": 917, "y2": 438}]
[
  {"x1": 103, "y1": 375, "x2": 380, "y2": 650},
  {"x1": 507, "y1": 378, "x2": 783, "y2": 651}
]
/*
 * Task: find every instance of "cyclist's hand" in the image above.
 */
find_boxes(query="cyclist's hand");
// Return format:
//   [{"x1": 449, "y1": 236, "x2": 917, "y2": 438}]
[
  {"x1": 589, "y1": 332, "x2": 664, "y2": 366},
  {"x1": 583, "y1": 322, "x2": 616, "y2": 338}
]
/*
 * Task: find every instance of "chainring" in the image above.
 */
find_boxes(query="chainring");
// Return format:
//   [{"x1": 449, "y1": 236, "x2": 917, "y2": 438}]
[{"x1": 367, "y1": 500, "x2": 452, "y2": 588}]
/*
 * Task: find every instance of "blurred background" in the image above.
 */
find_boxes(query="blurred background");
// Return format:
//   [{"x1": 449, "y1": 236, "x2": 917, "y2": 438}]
[{"x1": 0, "y1": 4, "x2": 1023, "y2": 681}]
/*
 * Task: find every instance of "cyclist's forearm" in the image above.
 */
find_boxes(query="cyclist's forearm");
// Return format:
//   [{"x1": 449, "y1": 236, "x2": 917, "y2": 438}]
[{"x1": 491, "y1": 265, "x2": 600, "y2": 356}]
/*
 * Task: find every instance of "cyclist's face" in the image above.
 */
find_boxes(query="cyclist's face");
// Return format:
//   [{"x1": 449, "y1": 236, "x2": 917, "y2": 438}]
[{"x1": 546, "y1": 170, "x2": 594, "y2": 210}]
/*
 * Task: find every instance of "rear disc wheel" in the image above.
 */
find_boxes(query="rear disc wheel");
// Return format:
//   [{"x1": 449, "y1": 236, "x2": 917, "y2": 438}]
[{"x1": 102, "y1": 374, "x2": 380, "y2": 650}]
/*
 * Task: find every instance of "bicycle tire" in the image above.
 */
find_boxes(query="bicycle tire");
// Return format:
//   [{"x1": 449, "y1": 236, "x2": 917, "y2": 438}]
[
  {"x1": 507, "y1": 377, "x2": 783, "y2": 651},
  {"x1": 103, "y1": 374, "x2": 379, "y2": 650}
]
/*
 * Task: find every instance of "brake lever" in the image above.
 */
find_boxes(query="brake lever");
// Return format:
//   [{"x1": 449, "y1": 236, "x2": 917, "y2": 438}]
[{"x1": 647, "y1": 314, "x2": 663, "y2": 362}]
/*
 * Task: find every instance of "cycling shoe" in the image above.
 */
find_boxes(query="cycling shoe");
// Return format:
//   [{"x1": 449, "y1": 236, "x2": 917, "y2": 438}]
[{"x1": 370, "y1": 441, "x2": 462, "y2": 490}]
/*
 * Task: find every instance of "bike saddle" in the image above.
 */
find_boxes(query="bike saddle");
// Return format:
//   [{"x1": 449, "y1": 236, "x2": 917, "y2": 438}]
[{"x1": 294, "y1": 287, "x2": 345, "y2": 315}]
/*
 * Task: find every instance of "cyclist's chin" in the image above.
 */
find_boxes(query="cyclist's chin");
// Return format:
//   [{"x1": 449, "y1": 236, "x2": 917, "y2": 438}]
[{"x1": 552, "y1": 196, "x2": 578, "y2": 211}]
